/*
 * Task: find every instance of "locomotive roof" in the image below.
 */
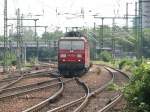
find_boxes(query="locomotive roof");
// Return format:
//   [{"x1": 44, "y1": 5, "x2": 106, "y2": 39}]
[
  {"x1": 60, "y1": 37, "x2": 87, "y2": 41},
  {"x1": 64, "y1": 31, "x2": 84, "y2": 37}
]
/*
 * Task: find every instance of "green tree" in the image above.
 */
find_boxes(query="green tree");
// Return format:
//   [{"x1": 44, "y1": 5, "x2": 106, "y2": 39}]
[
  {"x1": 0, "y1": 35, "x2": 4, "y2": 42},
  {"x1": 23, "y1": 28, "x2": 35, "y2": 41},
  {"x1": 42, "y1": 30, "x2": 63, "y2": 41},
  {"x1": 100, "y1": 51, "x2": 112, "y2": 62}
]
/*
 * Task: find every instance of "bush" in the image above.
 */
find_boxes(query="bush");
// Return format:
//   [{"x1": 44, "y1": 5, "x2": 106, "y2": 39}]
[
  {"x1": 118, "y1": 60, "x2": 127, "y2": 69},
  {"x1": 100, "y1": 51, "x2": 112, "y2": 62},
  {"x1": 12, "y1": 60, "x2": 17, "y2": 66},
  {"x1": 29, "y1": 57, "x2": 38, "y2": 65},
  {"x1": 118, "y1": 59, "x2": 134, "y2": 70},
  {"x1": 124, "y1": 63, "x2": 150, "y2": 112},
  {"x1": 118, "y1": 59, "x2": 142, "y2": 73},
  {"x1": 2, "y1": 52, "x2": 17, "y2": 66}
]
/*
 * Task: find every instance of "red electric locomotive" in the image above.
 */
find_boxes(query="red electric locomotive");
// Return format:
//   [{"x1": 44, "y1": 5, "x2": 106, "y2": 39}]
[{"x1": 58, "y1": 31, "x2": 90, "y2": 76}]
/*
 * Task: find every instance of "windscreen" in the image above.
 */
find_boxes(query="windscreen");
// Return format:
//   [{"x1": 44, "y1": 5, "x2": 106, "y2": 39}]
[{"x1": 59, "y1": 40, "x2": 84, "y2": 50}]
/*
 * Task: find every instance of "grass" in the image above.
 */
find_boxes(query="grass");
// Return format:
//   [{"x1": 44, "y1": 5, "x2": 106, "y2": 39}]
[{"x1": 91, "y1": 60, "x2": 115, "y2": 67}]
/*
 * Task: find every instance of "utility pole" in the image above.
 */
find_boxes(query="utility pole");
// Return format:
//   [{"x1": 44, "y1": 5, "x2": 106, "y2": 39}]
[
  {"x1": 34, "y1": 19, "x2": 38, "y2": 62},
  {"x1": 3, "y1": 0, "x2": 8, "y2": 73},
  {"x1": 126, "y1": 2, "x2": 133, "y2": 31},
  {"x1": 20, "y1": 14, "x2": 24, "y2": 65},
  {"x1": 99, "y1": 18, "x2": 104, "y2": 55},
  {"x1": 138, "y1": 0, "x2": 150, "y2": 60},
  {"x1": 93, "y1": 22, "x2": 96, "y2": 60},
  {"x1": 139, "y1": 0, "x2": 143, "y2": 60},
  {"x1": 8, "y1": 24, "x2": 13, "y2": 54},
  {"x1": 44, "y1": 26, "x2": 48, "y2": 44},
  {"x1": 99, "y1": 25, "x2": 101, "y2": 54},
  {"x1": 112, "y1": 18, "x2": 115, "y2": 59},
  {"x1": 126, "y1": 3, "x2": 129, "y2": 31},
  {"x1": 65, "y1": 27, "x2": 68, "y2": 32},
  {"x1": 101, "y1": 18, "x2": 104, "y2": 50},
  {"x1": 16, "y1": 8, "x2": 22, "y2": 73},
  {"x1": 135, "y1": 2, "x2": 139, "y2": 59}
]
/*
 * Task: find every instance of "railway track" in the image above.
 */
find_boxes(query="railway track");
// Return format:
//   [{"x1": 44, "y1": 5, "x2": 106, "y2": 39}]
[
  {"x1": 0, "y1": 78, "x2": 58, "y2": 99},
  {"x1": 78, "y1": 65, "x2": 129, "y2": 112},
  {"x1": 0, "y1": 64, "x2": 60, "y2": 112},
  {"x1": 97, "y1": 66, "x2": 129, "y2": 112},
  {"x1": 22, "y1": 77, "x2": 64, "y2": 112},
  {"x1": 0, "y1": 65, "x2": 59, "y2": 91},
  {"x1": 46, "y1": 77, "x2": 89, "y2": 112},
  {"x1": 0, "y1": 71, "x2": 51, "y2": 92},
  {"x1": 22, "y1": 77, "x2": 89, "y2": 112},
  {"x1": 0, "y1": 64, "x2": 129, "y2": 112},
  {"x1": 38, "y1": 65, "x2": 116, "y2": 112},
  {"x1": 0, "y1": 71, "x2": 63, "y2": 112},
  {"x1": 62, "y1": 66, "x2": 115, "y2": 112},
  {"x1": 47, "y1": 65, "x2": 128, "y2": 112},
  {"x1": 22, "y1": 65, "x2": 128, "y2": 112}
]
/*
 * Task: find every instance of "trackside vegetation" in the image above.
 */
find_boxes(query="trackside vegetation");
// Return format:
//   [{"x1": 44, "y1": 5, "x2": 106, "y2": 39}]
[{"x1": 124, "y1": 63, "x2": 150, "y2": 112}]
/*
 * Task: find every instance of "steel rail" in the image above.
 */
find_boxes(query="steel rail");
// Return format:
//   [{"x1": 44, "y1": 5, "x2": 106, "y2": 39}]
[
  {"x1": 0, "y1": 78, "x2": 57, "y2": 95},
  {"x1": 47, "y1": 96, "x2": 86, "y2": 112},
  {"x1": 22, "y1": 77, "x2": 64, "y2": 112},
  {"x1": 98, "y1": 94, "x2": 123, "y2": 112},
  {"x1": 0, "y1": 72, "x2": 52, "y2": 92},
  {"x1": 0, "y1": 76, "x2": 20, "y2": 82},
  {"x1": 73, "y1": 77, "x2": 90, "y2": 112},
  {"x1": 107, "y1": 67, "x2": 129, "y2": 79},
  {"x1": 98, "y1": 64, "x2": 130, "y2": 79},
  {"x1": 90, "y1": 67, "x2": 115, "y2": 97},
  {"x1": 46, "y1": 77, "x2": 90, "y2": 112},
  {"x1": 0, "y1": 75, "x2": 24, "y2": 91}
]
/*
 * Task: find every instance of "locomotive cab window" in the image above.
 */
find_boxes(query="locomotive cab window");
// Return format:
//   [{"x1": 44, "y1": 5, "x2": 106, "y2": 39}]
[
  {"x1": 72, "y1": 41, "x2": 84, "y2": 50},
  {"x1": 59, "y1": 40, "x2": 84, "y2": 50},
  {"x1": 59, "y1": 41, "x2": 71, "y2": 50}
]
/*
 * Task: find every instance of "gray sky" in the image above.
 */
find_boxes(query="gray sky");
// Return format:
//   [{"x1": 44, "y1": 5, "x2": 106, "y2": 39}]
[{"x1": 0, "y1": 0, "x2": 137, "y2": 35}]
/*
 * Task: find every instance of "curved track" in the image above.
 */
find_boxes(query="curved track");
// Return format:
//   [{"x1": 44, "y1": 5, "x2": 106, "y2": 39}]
[
  {"x1": 69, "y1": 66, "x2": 115, "y2": 112},
  {"x1": 40, "y1": 78, "x2": 89, "y2": 112},
  {"x1": 79, "y1": 65, "x2": 129, "y2": 112},
  {"x1": 22, "y1": 77, "x2": 64, "y2": 112},
  {"x1": 97, "y1": 66, "x2": 129, "y2": 112}
]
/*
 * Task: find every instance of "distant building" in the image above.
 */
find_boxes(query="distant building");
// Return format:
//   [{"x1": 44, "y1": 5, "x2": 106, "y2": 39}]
[{"x1": 140, "y1": 0, "x2": 150, "y2": 28}]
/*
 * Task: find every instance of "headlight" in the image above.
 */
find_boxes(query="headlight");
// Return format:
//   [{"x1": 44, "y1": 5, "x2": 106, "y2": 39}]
[
  {"x1": 60, "y1": 54, "x2": 66, "y2": 58},
  {"x1": 77, "y1": 54, "x2": 82, "y2": 58}
]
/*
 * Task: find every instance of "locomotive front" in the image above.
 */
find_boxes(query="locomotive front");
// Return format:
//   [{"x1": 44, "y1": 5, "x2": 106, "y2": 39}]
[{"x1": 58, "y1": 36, "x2": 89, "y2": 76}]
